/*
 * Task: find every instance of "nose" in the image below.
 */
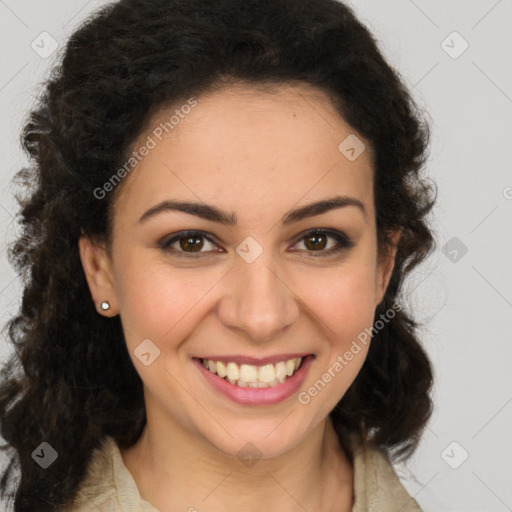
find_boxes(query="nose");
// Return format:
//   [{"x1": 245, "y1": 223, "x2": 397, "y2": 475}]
[{"x1": 217, "y1": 253, "x2": 300, "y2": 343}]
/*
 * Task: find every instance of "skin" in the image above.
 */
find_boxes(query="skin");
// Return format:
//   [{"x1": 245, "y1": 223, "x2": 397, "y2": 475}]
[{"x1": 79, "y1": 82, "x2": 400, "y2": 512}]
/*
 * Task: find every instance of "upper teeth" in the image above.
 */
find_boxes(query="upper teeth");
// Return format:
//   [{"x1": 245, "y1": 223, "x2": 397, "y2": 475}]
[{"x1": 201, "y1": 357, "x2": 302, "y2": 388}]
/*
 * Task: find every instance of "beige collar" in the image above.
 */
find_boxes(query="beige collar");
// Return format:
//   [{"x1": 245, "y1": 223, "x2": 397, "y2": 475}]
[{"x1": 73, "y1": 434, "x2": 421, "y2": 511}]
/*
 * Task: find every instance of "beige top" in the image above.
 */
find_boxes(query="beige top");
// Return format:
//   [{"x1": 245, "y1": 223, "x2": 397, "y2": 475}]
[{"x1": 66, "y1": 435, "x2": 422, "y2": 512}]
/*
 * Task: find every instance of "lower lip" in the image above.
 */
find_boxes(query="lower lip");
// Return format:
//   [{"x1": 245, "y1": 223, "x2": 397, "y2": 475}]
[{"x1": 193, "y1": 356, "x2": 315, "y2": 406}]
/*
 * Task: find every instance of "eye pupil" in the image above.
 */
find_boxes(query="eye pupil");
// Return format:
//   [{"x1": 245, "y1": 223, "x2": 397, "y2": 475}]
[
  {"x1": 305, "y1": 234, "x2": 327, "y2": 251},
  {"x1": 180, "y1": 236, "x2": 204, "y2": 252}
]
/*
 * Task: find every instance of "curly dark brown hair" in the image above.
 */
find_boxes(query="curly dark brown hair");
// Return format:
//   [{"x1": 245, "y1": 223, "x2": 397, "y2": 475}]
[{"x1": 0, "y1": 0, "x2": 436, "y2": 510}]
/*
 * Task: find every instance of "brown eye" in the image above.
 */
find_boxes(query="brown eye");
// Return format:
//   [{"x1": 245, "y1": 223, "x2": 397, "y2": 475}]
[
  {"x1": 303, "y1": 233, "x2": 329, "y2": 251},
  {"x1": 158, "y1": 231, "x2": 222, "y2": 258},
  {"x1": 292, "y1": 229, "x2": 354, "y2": 258},
  {"x1": 179, "y1": 235, "x2": 204, "y2": 252}
]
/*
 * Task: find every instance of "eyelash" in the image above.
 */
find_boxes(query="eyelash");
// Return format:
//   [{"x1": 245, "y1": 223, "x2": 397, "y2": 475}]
[{"x1": 158, "y1": 229, "x2": 355, "y2": 259}]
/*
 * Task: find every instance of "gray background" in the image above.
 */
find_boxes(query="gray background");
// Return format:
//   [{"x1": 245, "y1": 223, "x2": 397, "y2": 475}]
[{"x1": 1, "y1": 1, "x2": 511, "y2": 510}]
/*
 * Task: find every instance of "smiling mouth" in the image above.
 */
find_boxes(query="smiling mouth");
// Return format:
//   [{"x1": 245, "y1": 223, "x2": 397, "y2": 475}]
[{"x1": 199, "y1": 357, "x2": 305, "y2": 388}]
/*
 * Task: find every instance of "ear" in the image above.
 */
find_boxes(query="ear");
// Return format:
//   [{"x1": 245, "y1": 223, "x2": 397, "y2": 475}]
[
  {"x1": 375, "y1": 229, "x2": 401, "y2": 306},
  {"x1": 78, "y1": 234, "x2": 118, "y2": 316}
]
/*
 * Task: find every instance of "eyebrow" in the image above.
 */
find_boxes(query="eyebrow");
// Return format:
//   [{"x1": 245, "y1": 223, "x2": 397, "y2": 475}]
[{"x1": 138, "y1": 195, "x2": 366, "y2": 226}]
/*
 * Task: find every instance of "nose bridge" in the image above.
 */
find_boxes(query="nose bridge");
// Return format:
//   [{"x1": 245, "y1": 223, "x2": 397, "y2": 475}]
[{"x1": 218, "y1": 246, "x2": 298, "y2": 341}]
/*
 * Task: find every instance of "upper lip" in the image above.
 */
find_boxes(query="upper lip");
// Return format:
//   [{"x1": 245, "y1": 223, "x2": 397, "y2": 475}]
[{"x1": 195, "y1": 353, "x2": 313, "y2": 366}]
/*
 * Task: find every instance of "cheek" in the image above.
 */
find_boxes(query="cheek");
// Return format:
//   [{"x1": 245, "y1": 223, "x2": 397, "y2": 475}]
[
  {"x1": 300, "y1": 260, "x2": 377, "y2": 336},
  {"x1": 295, "y1": 259, "x2": 377, "y2": 387},
  {"x1": 295, "y1": 267, "x2": 376, "y2": 414},
  {"x1": 112, "y1": 249, "x2": 214, "y2": 348}
]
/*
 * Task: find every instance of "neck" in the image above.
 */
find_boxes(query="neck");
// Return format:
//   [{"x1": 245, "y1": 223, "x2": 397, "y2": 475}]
[{"x1": 120, "y1": 399, "x2": 354, "y2": 512}]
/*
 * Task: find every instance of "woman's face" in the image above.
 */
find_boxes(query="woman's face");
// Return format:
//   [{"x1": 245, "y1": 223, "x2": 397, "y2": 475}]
[{"x1": 81, "y1": 83, "x2": 398, "y2": 459}]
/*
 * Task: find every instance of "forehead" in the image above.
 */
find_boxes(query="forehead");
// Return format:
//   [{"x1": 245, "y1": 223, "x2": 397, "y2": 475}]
[{"x1": 112, "y1": 82, "x2": 374, "y2": 224}]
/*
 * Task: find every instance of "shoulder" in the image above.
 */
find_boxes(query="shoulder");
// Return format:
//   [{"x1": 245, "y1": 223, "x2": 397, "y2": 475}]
[
  {"x1": 59, "y1": 437, "x2": 122, "y2": 512},
  {"x1": 349, "y1": 434, "x2": 422, "y2": 512},
  {"x1": 61, "y1": 436, "x2": 161, "y2": 512}
]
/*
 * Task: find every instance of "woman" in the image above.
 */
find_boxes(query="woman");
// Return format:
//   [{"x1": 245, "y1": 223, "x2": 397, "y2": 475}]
[{"x1": 0, "y1": 0, "x2": 436, "y2": 510}]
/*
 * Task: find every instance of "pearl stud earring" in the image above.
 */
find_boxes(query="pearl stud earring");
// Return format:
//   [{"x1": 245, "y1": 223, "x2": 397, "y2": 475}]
[{"x1": 100, "y1": 301, "x2": 111, "y2": 311}]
